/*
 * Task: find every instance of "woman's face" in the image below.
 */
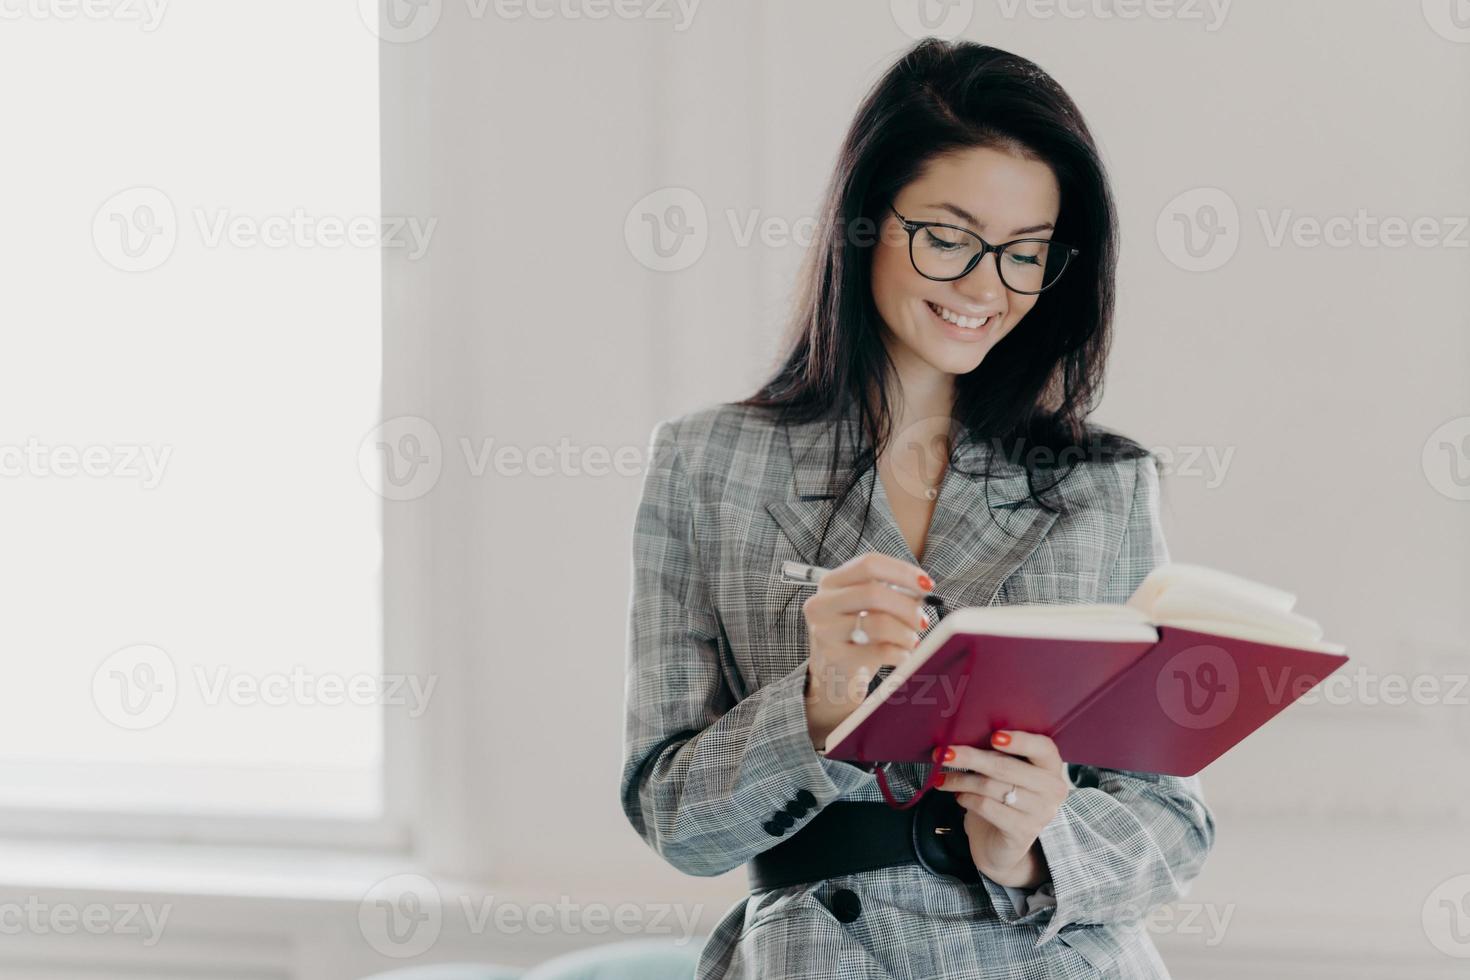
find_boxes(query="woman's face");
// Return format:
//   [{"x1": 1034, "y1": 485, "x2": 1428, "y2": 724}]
[{"x1": 871, "y1": 144, "x2": 1061, "y2": 384}]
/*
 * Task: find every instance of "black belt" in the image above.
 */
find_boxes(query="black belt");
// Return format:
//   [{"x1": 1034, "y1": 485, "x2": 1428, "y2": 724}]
[{"x1": 746, "y1": 790, "x2": 982, "y2": 891}]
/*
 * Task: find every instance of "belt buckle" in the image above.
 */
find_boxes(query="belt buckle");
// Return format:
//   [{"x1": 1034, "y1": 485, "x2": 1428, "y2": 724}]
[{"x1": 911, "y1": 788, "x2": 980, "y2": 883}]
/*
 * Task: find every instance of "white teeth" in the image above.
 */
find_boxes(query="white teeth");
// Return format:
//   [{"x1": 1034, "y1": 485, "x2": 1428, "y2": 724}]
[{"x1": 928, "y1": 301, "x2": 992, "y2": 330}]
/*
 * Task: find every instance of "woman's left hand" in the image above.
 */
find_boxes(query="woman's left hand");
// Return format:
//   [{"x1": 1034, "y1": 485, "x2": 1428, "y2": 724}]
[{"x1": 933, "y1": 730, "x2": 1071, "y2": 888}]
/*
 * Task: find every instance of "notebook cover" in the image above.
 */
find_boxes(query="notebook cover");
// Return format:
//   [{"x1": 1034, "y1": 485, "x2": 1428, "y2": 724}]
[
  {"x1": 1051, "y1": 625, "x2": 1349, "y2": 775},
  {"x1": 820, "y1": 632, "x2": 1154, "y2": 764},
  {"x1": 821, "y1": 626, "x2": 1349, "y2": 777}
]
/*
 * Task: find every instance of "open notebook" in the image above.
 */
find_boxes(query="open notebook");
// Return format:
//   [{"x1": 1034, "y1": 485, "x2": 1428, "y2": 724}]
[{"x1": 819, "y1": 563, "x2": 1348, "y2": 777}]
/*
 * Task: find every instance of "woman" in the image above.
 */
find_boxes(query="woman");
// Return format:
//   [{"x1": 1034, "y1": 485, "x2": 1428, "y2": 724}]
[{"x1": 620, "y1": 38, "x2": 1215, "y2": 979}]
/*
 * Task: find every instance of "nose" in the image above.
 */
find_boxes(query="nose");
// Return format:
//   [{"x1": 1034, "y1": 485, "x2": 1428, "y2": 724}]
[{"x1": 956, "y1": 251, "x2": 1006, "y2": 307}]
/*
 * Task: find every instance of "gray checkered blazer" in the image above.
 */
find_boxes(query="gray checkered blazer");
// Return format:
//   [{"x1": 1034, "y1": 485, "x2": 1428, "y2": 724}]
[{"x1": 620, "y1": 395, "x2": 1216, "y2": 979}]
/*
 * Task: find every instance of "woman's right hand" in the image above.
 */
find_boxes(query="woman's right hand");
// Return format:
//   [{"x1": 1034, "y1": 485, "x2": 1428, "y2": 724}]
[{"x1": 801, "y1": 552, "x2": 933, "y2": 749}]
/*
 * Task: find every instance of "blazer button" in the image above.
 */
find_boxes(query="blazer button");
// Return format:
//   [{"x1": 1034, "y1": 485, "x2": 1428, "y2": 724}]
[
  {"x1": 762, "y1": 819, "x2": 786, "y2": 837},
  {"x1": 794, "y1": 789, "x2": 816, "y2": 808},
  {"x1": 828, "y1": 888, "x2": 862, "y2": 923},
  {"x1": 771, "y1": 811, "x2": 795, "y2": 829},
  {"x1": 782, "y1": 799, "x2": 807, "y2": 818}
]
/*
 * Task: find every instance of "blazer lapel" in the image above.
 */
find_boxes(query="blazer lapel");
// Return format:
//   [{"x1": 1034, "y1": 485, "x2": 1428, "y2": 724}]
[
  {"x1": 762, "y1": 397, "x2": 891, "y2": 571},
  {"x1": 764, "y1": 398, "x2": 1059, "y2": 608}
]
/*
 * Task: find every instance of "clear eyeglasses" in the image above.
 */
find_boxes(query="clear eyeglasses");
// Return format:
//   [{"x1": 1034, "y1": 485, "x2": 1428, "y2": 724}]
[{"x1": 889, "y1": 204, "x2": 1079, "y2": 295}]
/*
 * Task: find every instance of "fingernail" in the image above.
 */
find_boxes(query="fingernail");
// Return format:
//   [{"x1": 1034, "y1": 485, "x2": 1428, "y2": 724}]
[
  {"x1": 936, "y1": 772, "x2": 946, "y2": 786},
  {"x1": 920, "y1": 615, "x2": 931, "y2": 629},
  {"x1": 931, "y1": 746, "x2": 955, "y2": 763},
  {"x1": 917, "y1": 574, "x2": 934, "y2": 591},
  {"x1": 911, "y1": 631, "x2": 921, "y2": 646},
  {"x1": 991, "y1": 731, "x2": 1011, "y2": 747}
]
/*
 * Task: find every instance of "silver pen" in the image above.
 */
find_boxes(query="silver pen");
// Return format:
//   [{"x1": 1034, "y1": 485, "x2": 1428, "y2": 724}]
[{"x1": 779, "y1": 560, "x2": 929, "y2": 600}]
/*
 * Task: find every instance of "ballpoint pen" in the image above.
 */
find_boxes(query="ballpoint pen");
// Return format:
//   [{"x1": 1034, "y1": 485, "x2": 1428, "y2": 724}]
[
  {"x1": 779, "y1": 560, "x2": 929, "y2": 600},
  {"x1": 779, "y1": 560, "x2": 934, "y2": 699}
]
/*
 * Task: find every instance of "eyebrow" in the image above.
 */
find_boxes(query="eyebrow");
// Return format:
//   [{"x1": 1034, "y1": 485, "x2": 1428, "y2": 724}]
[{"x1": 925, "y1": 202, "x2": 1054, "y2": 237}]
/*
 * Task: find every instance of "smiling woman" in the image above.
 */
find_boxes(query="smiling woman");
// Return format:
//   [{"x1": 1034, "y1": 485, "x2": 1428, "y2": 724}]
[{"x1": 622, "y1": 37, "x2": 1214, "y2": 980}]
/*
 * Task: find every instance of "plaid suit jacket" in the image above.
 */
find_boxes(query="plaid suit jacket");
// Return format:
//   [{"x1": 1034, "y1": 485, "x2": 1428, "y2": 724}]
[{"x1": 620, "y1": 397, "x2": 1216, "y2": 979}]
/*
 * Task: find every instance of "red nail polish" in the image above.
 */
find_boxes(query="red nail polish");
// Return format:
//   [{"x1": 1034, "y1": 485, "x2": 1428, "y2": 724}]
[
  {"x1": 920, "y1": 615, "x2": 931, "y2": 629},
  {"x1": 942, "y1": 746, "x2": 955, "y2": 762},
  {"x1": 918, "y1": 574, "x2": 934, "y2": 591},
  {"x1": 991, "y1": 731, "x2": 1011, "y2": 747},
  {"x1": 936, "y1": 772, "x2": 946, "y2": 786}
]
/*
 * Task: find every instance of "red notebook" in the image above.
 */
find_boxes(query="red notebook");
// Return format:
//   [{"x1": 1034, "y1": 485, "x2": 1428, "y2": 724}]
[{"x1": 819, "y1": 563, "x2": 1348, "y2": 778}]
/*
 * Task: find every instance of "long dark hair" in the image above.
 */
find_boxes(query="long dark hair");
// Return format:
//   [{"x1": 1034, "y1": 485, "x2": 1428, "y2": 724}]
[{"x1": 735, "y1": 38, "x2": 1147, "y2": 559}]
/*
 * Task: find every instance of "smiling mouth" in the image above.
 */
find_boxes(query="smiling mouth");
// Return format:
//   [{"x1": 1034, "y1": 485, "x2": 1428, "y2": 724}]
[{"x1": 925, "y1": 299, "x2": 997, "y2": 331}]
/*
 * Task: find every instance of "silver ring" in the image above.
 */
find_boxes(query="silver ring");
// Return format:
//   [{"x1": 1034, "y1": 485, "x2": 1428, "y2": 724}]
[
  {"x1": 849, "y1": 609, "x2": 870, "y2": 646},
  {"x1": 1002, "y1": 785, "x2": 1018, "y2": 807}
]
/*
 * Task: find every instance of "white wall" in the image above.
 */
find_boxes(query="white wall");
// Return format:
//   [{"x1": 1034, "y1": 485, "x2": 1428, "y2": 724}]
[
  {"x1": 3, "y1": 3, "x2": 1463, "y2": 977},
  {"x1": 393, "y1": 1, "x2": 1469, "y2": 975}
]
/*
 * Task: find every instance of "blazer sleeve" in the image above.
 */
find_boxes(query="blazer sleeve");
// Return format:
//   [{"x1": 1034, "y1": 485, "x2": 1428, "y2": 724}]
[
  {"x1": 619, "y1": 418, "x2": 872, "y2": 877},
  {"x1": 980, "y1": 451, "x2": 1218, "y2": 946}
]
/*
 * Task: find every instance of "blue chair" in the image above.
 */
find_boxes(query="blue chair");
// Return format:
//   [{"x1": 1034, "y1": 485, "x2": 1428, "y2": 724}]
[
  {"x1": 361, "y1": 967, "x2": 522, "y2": 980},
  {"x1": 361, "y1": 938, "x2": 701, "y2": 980},
  {"x1": 522, "y1": 938, "x2": 702, "y2": 980}
]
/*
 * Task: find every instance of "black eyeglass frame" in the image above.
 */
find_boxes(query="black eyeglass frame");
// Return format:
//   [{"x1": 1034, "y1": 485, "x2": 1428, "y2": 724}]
[{"x1": 888, "y1": 204, "x2": 1080, "y2": 296}]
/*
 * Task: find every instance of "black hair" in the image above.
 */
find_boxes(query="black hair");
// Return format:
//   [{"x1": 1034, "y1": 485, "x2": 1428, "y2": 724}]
[{"x1": 735, "y1": 37, "x2": 1148, "y2": 571}]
